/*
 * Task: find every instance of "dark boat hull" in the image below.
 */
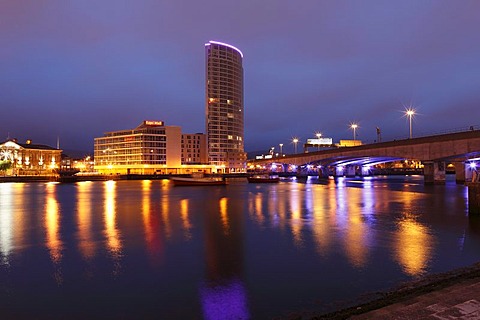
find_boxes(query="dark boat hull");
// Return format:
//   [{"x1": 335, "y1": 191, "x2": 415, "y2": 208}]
[
  {"x1": 247, "y1": 177, "x2": 280, "y2": 183},
  {"x1": 171, "y1": 177, "x2": 227, "y2": 186}
]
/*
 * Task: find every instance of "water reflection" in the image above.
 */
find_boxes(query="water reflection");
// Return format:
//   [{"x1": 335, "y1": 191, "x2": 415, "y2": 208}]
[
  {"x1": 343, "y1": 188, "x2": 369, "y2": 268},
  {"x1": 201, "y1": 193, "x2": 249, "y2": 320},
  {"x1": 0, "y1": 183, "x2": 14, "y2": 264},
  {"x1": 219, "y1": 197, "x2": 230, "y2": 235},
  {"x1": 0, "y1": 184, "x2": 27, "y2": 266},
  {"x1": 311, "y1": 186, "x2": 332, "y2": 257},
  {"x1": 142, "y1": 180, "x2": 163, "y2": 266},
  {"x1": 180, "y1": 199, "x2": 192, "y2": 240},
  {"x1": 290, "y1": 184, "x2": 303, "y2": 247},
  {"x1": 104, "y1": 180, "x2": 122, "y2": 275},
  {"x1": 44, "y1": 182, "x2": 63, "y2": 284},
  {"x1": 161, "y1": 194, "x2": 172, "y2": 239},
  {"x1": 245, "y1": 178, "x2": 436, "y2": 272},
  {"x1": 393, "y1": 192, "x2": 434, "y2": 276},
  {"x1": 76, "y1": 181, "x2": 95, "y2": 260},
  {"x1": 394, "y1": 215, "x2": 433, "y2": 276},
  {"x1": 0, "y1": 177, "x2": 475, "y2": 319}
]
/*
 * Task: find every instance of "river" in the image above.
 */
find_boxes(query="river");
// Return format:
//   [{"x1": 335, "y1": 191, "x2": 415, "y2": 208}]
[{"x1": 0, "y1": 175, "x2": 479, "y2": 319}]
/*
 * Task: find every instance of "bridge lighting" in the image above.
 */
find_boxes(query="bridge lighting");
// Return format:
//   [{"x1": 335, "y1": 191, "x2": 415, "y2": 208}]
[
  {"x1": 350, "y1": 123, "x2": 358, "y2": 142},
  {"x1": 405, "y1": 108, "x2": 416, "y2": 139},
  {"x1": 292, "y1": 138, "x2": 299, "y2": 154},
  {"x1": 279, "y1": 143, "x2": 283, "y2": 156}
]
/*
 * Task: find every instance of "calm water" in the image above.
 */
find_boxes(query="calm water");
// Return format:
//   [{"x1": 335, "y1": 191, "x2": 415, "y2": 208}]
[{"x1": 1, "y1": 175, "x2": 479, "y2": 319}]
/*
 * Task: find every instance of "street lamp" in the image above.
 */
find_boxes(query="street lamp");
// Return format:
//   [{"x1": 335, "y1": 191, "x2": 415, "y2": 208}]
[
  {"x1": 405, "y1": 109, "x2": 415, "y2": 139},
  {"x1": 292, "y1": 138, "x2": 299, "y2": 154},
  {"x1": 350, "y1": 123, "x2": 358, "y2": 142},
  {"x1": 279, "y1": 143, "x2": 283, "y2": 156}
]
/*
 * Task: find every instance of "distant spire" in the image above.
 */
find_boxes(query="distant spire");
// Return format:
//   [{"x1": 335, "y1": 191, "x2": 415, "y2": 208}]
[{"x1": 57, "y1": 136, "x2": 60, "y2": 149}]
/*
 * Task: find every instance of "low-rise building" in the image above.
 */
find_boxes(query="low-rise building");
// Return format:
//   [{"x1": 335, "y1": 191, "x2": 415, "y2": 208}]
[{"x1": 0, "y1": 139, "x2": 62, "y2": 176}]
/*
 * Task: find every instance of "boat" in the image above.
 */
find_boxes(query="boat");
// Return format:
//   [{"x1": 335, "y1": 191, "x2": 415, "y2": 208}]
[
  {"x1": 247, "y1": 175, "x2": 280, "y2": 183},
  {"x1": 170, "y1": 173, "x2": 227, "y2": 186},
  {"x1": 54, "y1": 168, "x2": 80, "y2": 183}
]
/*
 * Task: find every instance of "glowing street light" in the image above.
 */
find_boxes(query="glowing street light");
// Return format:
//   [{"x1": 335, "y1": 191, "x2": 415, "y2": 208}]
[
  {"x1": 406, "y1": 109, "x2": 415, "y2": 139},
  {"x1": 279, "y1": 143, "x2": 283, "y2": 156},
  {"x1": 350, "y1": 123, "x2": 358, "y2": 142},
  {"x1": 292, "y1": 138, "x2": 299, "y2": 154}
]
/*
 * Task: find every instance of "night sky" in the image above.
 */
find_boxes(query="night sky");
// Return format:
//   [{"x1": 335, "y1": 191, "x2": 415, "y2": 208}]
[{"x1": 1, "y1": 1, "x2": 480, "y2": 155}]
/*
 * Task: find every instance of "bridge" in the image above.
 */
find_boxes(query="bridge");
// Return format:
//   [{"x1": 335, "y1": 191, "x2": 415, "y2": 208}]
[{"x1": 250, "y1": 129, "x2": 480, "y2": 184}]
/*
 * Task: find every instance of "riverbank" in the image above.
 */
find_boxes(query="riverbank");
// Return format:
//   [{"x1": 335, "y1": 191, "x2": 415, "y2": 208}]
[
  {"x1": 0, "y1": 172, "x2": 250, "y2": 183},
  {"x1": 307, "y1": 262, "x2": 480, "y2": 319}
]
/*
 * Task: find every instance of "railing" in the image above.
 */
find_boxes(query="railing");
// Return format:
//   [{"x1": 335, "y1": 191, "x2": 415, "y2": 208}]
[{"x1": 362, "y1": 124, "x2": 480, "y2": 145}]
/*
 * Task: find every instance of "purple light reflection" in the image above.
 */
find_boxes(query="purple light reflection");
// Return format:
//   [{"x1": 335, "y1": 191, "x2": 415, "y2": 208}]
[{"x1": 200, "y1": 278, "x2": 249, "y2": 320}]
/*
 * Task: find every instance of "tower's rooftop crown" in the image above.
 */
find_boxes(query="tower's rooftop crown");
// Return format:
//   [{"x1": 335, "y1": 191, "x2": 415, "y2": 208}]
[{"x1": 205, "y1": 40, "x2": 243, "y2": 58}]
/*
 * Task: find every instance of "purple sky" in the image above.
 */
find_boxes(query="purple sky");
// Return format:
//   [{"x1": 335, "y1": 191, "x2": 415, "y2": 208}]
[{"x1": 1, "y1": 0, "x2": 480, "y2": 154}]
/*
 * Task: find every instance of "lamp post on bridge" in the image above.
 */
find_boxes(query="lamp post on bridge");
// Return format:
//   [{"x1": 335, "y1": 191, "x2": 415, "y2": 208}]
[
  {"x1": 350, "y1": 123, "x2": 358, "y2": 143},
  {"x1": 292, "y1": 138, "x2": 299, "y2": 154},
  {"x1": 406, "y1": 109, "x2": 415, "y2": 139},
  {"x1": 279, "y1": 143, "x2": 283, "y2": 156}
]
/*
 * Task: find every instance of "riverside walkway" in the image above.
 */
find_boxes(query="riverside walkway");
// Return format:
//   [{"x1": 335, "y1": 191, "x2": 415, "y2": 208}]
[
  {"x1": 314, "y1": 263, "x2": 480, "y2": 320},
  {"x1": 351, "y1": 277, "x2": 480, "y2": 319}
]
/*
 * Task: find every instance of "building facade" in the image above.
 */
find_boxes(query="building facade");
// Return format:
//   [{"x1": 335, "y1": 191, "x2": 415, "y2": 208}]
[
  {"x1": 205, "y1": 40, "x2": 246, "y2": 173},
  {"x1": 94, "y1": 120, "x2": 215, "y2": 175},
  {"x1": 0, "y1": 139, "x2": 62, "y2": 176},
  {"x1": 181, "y1": 133, "x2": 207, "y2": 164}
]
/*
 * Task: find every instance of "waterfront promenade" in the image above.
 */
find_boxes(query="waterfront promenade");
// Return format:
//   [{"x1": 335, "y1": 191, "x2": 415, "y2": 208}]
[
  {"x1": 315, "y1": 263, "x2": 480, "y2": 319},
  {"x1": 351, "y1": 277, "x2": 480, "y2": 319}
]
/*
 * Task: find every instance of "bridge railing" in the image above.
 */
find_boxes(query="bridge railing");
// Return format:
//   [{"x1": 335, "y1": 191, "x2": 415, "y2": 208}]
[{"x1": 367, "y1": 124, "x2": 480, "y2": 145}]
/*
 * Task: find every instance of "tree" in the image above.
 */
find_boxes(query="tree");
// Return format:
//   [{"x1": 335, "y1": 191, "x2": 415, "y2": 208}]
[{"x1": 0, "y1": 160, "x2": 12, "y2": 172}]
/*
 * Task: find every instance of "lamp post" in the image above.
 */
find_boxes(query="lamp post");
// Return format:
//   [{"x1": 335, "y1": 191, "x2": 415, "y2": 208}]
[
  {"x1": 350, "y1": 123, "x2": 358, "y2": 142},
  {"x1": 279, "y1": 143, "x2": 283, "y2": 156},
  {"x1": 406, "y1": 109, "x2": 415, "y2": 139},
  {"x1": 292, "y1": 138, "x2": 299, "y2": 154}
]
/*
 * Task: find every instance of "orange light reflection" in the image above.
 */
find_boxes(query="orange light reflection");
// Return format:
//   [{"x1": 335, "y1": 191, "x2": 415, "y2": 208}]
[
  {"x1": 103, "y1": 180, "x2": 122, "y2": 274},
  {"x1": 44, "y1": 182, "x2": 63, "y2": 285},
  {"x1": 77, "y1": 181, "x2": 95, "y2": 260},
  {"x1": 180, "y1": 199, "x2": 192, "y2": 240},
  {"x1": 219, "y1": 197, "x2": 230, "y2": 235}
]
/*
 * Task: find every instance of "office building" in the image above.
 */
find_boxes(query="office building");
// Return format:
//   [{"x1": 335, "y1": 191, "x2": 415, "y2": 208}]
[
  {"x1": 94, "y1": 120, "x2": 214, "y2": 175},
  {"x1": 205, "y1": 40, "x2": 246, "y2": 173},
  {"x1": 181, "y1": 133, "x2": 207, "y2": 164}
]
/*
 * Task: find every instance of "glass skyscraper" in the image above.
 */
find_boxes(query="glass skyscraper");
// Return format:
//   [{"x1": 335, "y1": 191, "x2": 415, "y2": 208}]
[{"x1": 205, "y1": 41, "x2": 246, "y2": 173}]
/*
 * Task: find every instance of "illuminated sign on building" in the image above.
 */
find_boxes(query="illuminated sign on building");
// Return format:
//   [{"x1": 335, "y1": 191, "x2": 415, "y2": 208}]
[
  {"x1": 144, "y1": 121, "x2": 164, "y2": 126},
  {"x1": 306, "y1": 138, "x2": 333, "y2": 145}
]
